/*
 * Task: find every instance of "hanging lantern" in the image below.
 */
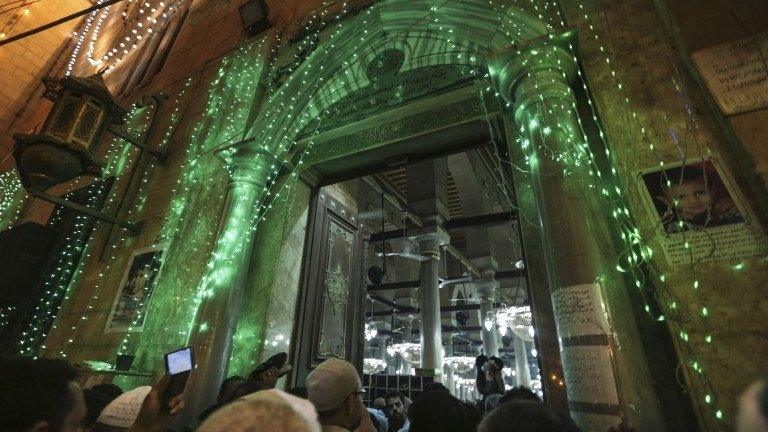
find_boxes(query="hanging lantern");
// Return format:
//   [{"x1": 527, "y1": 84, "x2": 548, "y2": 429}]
[{"x1": 13, "y1": 73, "x2": 126, "y2": 192}]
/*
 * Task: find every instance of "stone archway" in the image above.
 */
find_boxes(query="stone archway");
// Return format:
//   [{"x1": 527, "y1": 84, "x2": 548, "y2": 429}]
[
  {"x1": 182, "y1": 0, "x2": 558, "y2": 419},
  {"x1": 186, "y1": 2, "x2": 668, "y2": 431}
]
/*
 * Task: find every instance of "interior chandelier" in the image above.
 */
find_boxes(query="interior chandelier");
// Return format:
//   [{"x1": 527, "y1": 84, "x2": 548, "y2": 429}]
[
  {"x1": 443, "y1": 356, "x2": 476, "y2": 374},
  {"x1": 495, "y1": 305, "x2": 535, "y2": 342},
  {"x1": 364, "y1": 322, "x2": 378, "y2": 341},
  {"x1": 363, "y1": 358, "x2": 388, "y2": 374},
  {"x1": 386, "y1": 342, "x2": 421, "y2": 363}
]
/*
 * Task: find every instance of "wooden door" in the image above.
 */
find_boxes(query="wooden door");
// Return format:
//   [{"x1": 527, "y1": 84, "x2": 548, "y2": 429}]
[{"x1": 291, "y1": 189, "x2": 367, "y2": 386}]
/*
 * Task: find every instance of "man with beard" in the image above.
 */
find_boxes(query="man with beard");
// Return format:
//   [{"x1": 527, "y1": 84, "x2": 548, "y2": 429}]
[
  {"x1": 384, "y1": 392, "x2": 409, "y2": 432},
  {"x1": 307, "y1": 358, "x2": 367, "y2": 432}
]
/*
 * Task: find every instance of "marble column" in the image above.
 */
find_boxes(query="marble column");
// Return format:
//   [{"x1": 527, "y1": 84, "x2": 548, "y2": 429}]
[
  {"x1": 399, "y1": 317, "x2": 413, "y2": 375},
  {"x1": 417, "y1": 238, "x2": 443, "y2": 377},
  {"x1": 476, "y1": 280, "x2": 500, "y2": 358},
  {"x1": 488, "y1": 32, "x2": 664, "y2": 430},
  {"x1": 513, "y1": 334, "x2": 531, "y2": 387},
  {"x1": 180, "y1": 144, "x2": 275, "y2": 423}
]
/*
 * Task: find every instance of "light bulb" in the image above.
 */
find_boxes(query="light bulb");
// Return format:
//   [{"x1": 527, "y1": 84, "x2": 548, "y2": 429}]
[
  {"x1": 531, "y1": 348, "x2": 538, "y2": 358},
  {"x1": 499, "y1": 325, "x2": 507, "y2": 336},
  {"x1": 484, "y1": 317, "x2": 493, "y2": 331},
  {"x1": 514, "y1": 260, "x2": 525, "y2": 269}
]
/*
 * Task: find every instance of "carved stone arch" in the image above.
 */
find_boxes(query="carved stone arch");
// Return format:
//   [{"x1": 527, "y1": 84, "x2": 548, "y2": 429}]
[{"x1": 243, "y1": 0, "x2": 551, "y2": 151}]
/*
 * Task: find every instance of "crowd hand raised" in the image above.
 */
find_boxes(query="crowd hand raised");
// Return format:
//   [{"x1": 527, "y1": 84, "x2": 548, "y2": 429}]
[{"x1": 130, "y1": 374, "x2": 186, "y2": 432}]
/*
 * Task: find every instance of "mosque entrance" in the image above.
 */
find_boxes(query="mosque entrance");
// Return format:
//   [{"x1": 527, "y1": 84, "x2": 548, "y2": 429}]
[{"x1": 291, "y1": 117, "x2": 550, "y2": 404}]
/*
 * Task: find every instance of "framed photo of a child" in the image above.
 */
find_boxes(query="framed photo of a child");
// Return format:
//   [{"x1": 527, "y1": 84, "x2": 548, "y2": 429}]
[
  {"x1": 638, "y1": 158, "x2": 767, "y2": 265},
  {"x1": 104, "y1": 244, "x2": 166, "y2": 333}
]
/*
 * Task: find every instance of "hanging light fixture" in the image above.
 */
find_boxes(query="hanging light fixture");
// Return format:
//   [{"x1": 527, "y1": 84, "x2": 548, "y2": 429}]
[
  {"x1": 495, "y1": 305, "x2": 534, "y2": 342},
  {"x1": 443, "y1": 356, "x2": 476, "y2": 374},
  {"x1": 387, "y1": 342, "x2": 421, "y2": 363},
  {"x1": 364, "y1": 322, "x2": 378, "y2": 341},
  {"x1": 13, "y1": 74, "x2": 125, "y2": 192},
  {"x1": 484, "y1": 311, "x2": 494, "y2": 331},
  {"x1": 363, "y1": 358, "x2": 387, "y2": 374}
]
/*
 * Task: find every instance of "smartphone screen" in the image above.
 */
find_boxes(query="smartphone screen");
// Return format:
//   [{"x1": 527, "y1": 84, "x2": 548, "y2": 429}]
[
  {"x1": 165, "y1": 347, "x2": 193, "y2": 375},
  {"x1": 163, "y1": 347, "x2": 194, "y2": 404}
]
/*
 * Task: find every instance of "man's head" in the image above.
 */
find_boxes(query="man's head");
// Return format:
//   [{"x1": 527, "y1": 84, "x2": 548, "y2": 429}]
[
  {"x1": 218, "y1": 376, "x2": 245, "y2": 403},
  {"x1": 248, "y1": 352, "x2": 289, "y2": 389},
  {"x1": 736, "y1": 378, "x2": 768, "y2": 432},
  {"x1": 198, "y1": 390, "x2": 319, "y2": 432},
  {"x1": 0, "y1": 357, "x2": 86, "y2": 432},
  {"x1": 384, "y1": 391, "x2": 406, "y2": 426},
  {"x1": 500, "y1": 386, "x2": 541, "y2": 404},
  {"x1": 479, "y1": 401, "x2": 580, "y2": 432},
  {"x1": 485, "y1": 356, "x2": 503, "y2": 373},
  {"x1": 408, "y1": 390, "x2": 465, "y2": 432},
  {"x1": 306, "y1": 358, "x2": 366, "y2": 431},
  {"x1": 659, "y1": 167, "x2": 711, "y2": 219}
]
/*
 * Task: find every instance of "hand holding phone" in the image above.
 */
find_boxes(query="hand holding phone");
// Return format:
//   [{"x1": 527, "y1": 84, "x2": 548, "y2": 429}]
[{"x1": 162, "y1": 347, "x2": 195, "y2": 405}]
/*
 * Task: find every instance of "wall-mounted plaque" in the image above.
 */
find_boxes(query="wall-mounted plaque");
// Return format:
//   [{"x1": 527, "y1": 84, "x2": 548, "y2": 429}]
[
  {"x1": 691, "y1": 33, "x2": 768, "y2": 115},
  {"x1": 637, "y1": 158, "x2": 768, "y2": 266}
]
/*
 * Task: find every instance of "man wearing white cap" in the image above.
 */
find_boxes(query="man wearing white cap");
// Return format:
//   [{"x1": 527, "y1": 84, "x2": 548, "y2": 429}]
[{"x1": 306, "y1": 358, "x2": 368, "y2": 432}]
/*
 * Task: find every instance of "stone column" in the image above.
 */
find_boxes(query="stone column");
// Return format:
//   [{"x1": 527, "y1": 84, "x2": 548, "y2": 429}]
[
  {"x1": 181, "y1": 144, "x2": 275, "y2": 423},
  {"x1": 476, "y1": 281, "x2": 500, "y2": 358},
  {"x1": 417, "y1": 238, "x2": 443, "y2": 377},
  {"x1": 488, "y1": 32, "x2": 664, "y2": 430},
  {"x1": 399, "y1": 317, "x2": 413, "y2": 375},
  {"x1": 512, "y1": 334, "x2": 531, "y2": 386}
]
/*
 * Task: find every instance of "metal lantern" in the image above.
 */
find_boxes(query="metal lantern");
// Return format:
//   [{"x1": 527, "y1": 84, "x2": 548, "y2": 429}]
[{"x1": 13, "y1": 73, "x2": 126, "y2": 192}]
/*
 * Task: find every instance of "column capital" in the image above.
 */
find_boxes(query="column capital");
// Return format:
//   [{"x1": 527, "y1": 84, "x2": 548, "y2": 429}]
[
  {"x1": 215, "y1": 141, "x2": 278, "y2": 188},
  {"x1": 487, "y1": 30, "x2": 579, "y2": 123}
]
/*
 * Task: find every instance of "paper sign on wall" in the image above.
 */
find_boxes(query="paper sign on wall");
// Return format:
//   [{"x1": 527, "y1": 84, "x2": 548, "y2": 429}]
[
  {"x1": 692, "y1": 32, "x2": 768, "y2": 115},
  {"x1": 637, "y1": 158, "x2": 768, "y2": 266},
  {"x1": 551, "y1": 283, "x2": 609, "y2": 338},
  {"x1": 561, "y1": 345, "x2": 620, "y2": 406}
]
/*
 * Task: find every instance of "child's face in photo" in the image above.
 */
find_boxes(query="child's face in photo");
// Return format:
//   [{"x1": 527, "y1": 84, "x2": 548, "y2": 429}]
[{"x1": 665, "y1": 179, "x2": 711, "y2": 218}]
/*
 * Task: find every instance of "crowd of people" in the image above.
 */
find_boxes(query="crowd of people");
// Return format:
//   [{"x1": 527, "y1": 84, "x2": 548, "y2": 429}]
[{"x1": 2, "y1": 353, "x2": 768, "y2": 432}]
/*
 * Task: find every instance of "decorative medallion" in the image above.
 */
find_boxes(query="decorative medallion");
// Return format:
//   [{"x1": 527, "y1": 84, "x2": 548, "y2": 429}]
[
  {"x1": 325, "y1": 263, "x2": 349, "y2": 315},
  {"x1": 329, "y1": 222, "x2": 354, "y2": 251},
  {"x1": 366, "y1": 49, "x2": 405, "y2": 81}
]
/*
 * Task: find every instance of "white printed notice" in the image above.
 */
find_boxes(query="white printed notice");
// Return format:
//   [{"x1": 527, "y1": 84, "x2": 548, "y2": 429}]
[
  {"x1": 638, "y1": 158, "x2": 768, "y2": 266},
  {"x1": 692, "y1": 32, "x2": 768, "y2": 115},
  {"x1": 551, "y1": 283, "x2": 609, "y2": 338},
  {"x1": 561, "y1": 345, "x2": 619, "y2": 406}
]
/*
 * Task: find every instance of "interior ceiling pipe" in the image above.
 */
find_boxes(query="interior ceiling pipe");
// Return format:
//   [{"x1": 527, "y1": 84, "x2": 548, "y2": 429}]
[
  {"x1": 366, "y1": 302, "x2": 503, "y2": 318},
  {"x1": 442, "y1": 244, "x2": 481, "y2": 277},
  {"x1": 368, "y1": 211, "x2": 517, "y2": 243},
  {"x1": 367, "y1": 280, "x2": 420, "y2": 292}
]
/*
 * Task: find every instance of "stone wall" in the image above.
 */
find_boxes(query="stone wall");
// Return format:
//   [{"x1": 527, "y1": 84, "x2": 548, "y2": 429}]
[{"x1": 560, "y1": 0, "x2": 768, "y2": 428}]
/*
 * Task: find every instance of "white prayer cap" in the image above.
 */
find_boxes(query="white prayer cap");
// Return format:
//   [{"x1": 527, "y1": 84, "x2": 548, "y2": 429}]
[
  {"x1": 96, "y1": 385, "x2": 151, "y2": 428},
  {"x1": 306, "y1": 358, "x2": 363, "y2": 413}
]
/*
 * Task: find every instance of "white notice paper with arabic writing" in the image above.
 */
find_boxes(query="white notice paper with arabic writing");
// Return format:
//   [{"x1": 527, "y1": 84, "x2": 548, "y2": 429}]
[{"x1": 551, "y1": 283, "x2": 609, "y2": 337}]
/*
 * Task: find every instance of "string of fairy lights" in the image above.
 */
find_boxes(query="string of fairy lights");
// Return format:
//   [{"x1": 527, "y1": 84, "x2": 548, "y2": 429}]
[
  {"x1": 115, "y1": 43, "x2": 266, "y2": 359},
  {"x1": 0, "y1": 0, "x2": 740, "y2": 426},
  {"x1": 67, "y1": 0, "x2": 184, "y2": 76},
  {"x1": 56, "y1": 79, "x2": 194, "y2": 359},
  {"x1": 17, "y1": 106, "x2": 146, "y2": 357},
  {"x1": 0, "y1": 169, "x2": 25, "y2": 231},
  {"x1": 0, "y1": 0, "x2": 37, "y2": 41},
  {"x1": 482, "y1": 0, "x2": 727, "y2": 426}
]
